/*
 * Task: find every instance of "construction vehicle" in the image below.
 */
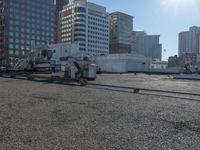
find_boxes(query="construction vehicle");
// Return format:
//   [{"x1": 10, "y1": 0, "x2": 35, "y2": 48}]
[
  {"x1": 8, "y1": 44, "x2": 97, "y2": 85},
  {"x1": 51, "y1": 54, "x2": 96, "y2": 81},
  {"x1": 12, "y1": 45, "x2": 53, "y2": 72}
]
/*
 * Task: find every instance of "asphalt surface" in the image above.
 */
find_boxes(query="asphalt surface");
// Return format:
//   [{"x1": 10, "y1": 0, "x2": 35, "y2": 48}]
[{"x1": 0, "y1": 74, "x2": 200, "y2": 150}]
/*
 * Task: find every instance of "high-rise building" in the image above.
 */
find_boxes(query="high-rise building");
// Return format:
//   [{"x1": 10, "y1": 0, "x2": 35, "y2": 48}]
[
  {"x1": 54, "y1": 0, "x2": 69, "y2": 43},
  {"x1": 0, "y1": 0, "x2": 4, "y2": 65},
  {"x1": 0, "y1": 0, "x2": 55, "y2": 66},
  {"x1": 133, "y1": 31, "x2": 162, "y2": 61},
  {"x1": 109, "y1": 12, "x2": 133, "y2": 54},
  {"x1": 59, "y1": 0, "x2": 109, "y2": 56},
  {"x1": 131, "y1": 31, "x2": 136, "y2": 54},
  {"x1": 178, "y1": 26, "x2": 200, "y2": 56}
]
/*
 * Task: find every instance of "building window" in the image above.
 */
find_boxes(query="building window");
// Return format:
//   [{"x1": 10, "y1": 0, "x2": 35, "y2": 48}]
[
  {"x1": 9, "y1": 38, "x2": 14, "y2": 43},
  {"x1": 9, "y1": 50, "x2": 14, "y2": 55},
  {"x1": 15, "y1": 45, "x2": 19, "y2": 49},
  {"x1": 15, "y1": 39, "x2": 19, "y2": 43},
  {"x1": 15, "y1": 51, "x2": 19, "y2": 55},
  {"x1": 75, "y1": 7, "x2": 86, "y2": 13},
  {"x1": 9, "y1": 44, "x2": 14, "y2": 49}
]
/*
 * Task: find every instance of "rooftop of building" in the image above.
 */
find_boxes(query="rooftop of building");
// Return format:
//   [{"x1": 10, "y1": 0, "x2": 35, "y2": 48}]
[
  {"x1": 110, "y1": 11, "x2": 134, "y2": 18},
  {"x1": 179, "y1": 26, "x2": 200, "y2": 34},
  {"x1": 62, "y1": 0, "x2": 107, "y2": 11},
  {"x1": 0, "y1": 74, "x2": 200, "y2": 149}
]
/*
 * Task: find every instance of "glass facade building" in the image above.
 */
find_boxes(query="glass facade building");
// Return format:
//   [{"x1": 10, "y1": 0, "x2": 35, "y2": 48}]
[{"x1": 0, "y1": 0, "x2": 55, "y2": 65}]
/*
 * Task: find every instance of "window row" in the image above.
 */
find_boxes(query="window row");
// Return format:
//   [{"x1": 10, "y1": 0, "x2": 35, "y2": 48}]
[
  {"x1": 88, "y1": 35, "x2": 108, "y2": 41},
  {"x1": 88, "y1": 26, "x2": 109, "y2": 32},
  {"x1": 9, "y1": 29, "x2": 54, "y2": 37},
  {"x1": 9, "y1": 13, "x2": 54, "y2": 21},
  {"x1": 9, "y1": 19, "x2": 54, "y2": 26},
  {"x1": 9, "y1": 32, "x2": 53, "y2": 39},
  {"x1": 88, "y1": 44, "x2": 108, "y2": 50},
  {"x1": 9, "y1": 44, "x2": 30, "y2": 50},
  {"x1": 88, "y1": 40, "x2": 108, "y2": 46},
  {"x1": 88, "y1": 21, "x2": 108, "y2": 28},
  {"x1": 88, "y1": 31, "x2": 108, "y2": 37},
  {"x1": 88, "y1": 16, "x2": 108, "y2": 24},
  {"x1": 9, "y1": 24, "x2": 53, "y2": 31},
  {"x1": 88, "y1": 49, "x2": 108, "y2": 54}
]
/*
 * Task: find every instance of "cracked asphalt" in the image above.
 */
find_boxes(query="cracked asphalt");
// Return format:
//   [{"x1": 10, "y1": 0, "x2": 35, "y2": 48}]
[{"x1": 0, "y1": 74, "x2": 200, "y2": 150}]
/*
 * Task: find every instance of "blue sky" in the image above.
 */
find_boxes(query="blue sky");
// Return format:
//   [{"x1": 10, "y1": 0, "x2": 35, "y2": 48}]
[{"x1": 88, "y1": 0, "x2": 200, "y2": 60}]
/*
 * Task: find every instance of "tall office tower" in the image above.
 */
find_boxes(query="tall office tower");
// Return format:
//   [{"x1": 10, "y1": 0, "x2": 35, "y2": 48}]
[
  {"x1": 131, "y1": 31, "x2": 136, "y2": 54},
  {"x1": 178, "y1": 26, "x2": 200, "y2": 56},
  {"x1": 54, "y1": 0, "x2": 69, "y2": 43},
  {"x1": 0, "y1": 0, "x2": 4, "y2": 65},
  {"x1": 109, "y1": 12, "x2": 133, "y2": 54},
  {"x1": 0, "y1": 0, "x2": 55, "y2": 66},
  {"x1": 133, "y1": 31, "x2": 162, "y2": 61},
  {"x1": 59, "y1": 0, "x2": 109, "y2": 56}
]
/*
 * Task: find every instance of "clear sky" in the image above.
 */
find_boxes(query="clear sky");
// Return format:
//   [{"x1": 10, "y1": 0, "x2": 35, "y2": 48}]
[{"x1": 88, "y1": 0, "x2": 200, "y2": 60}]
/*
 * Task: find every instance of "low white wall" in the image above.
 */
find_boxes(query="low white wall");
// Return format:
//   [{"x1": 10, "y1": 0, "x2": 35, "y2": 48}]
[
  {"x1": 96, "y1": 54, "x2": 151, "y2": 73},
  {"x1": 97, "y1": 59, "x2": 127, "y2": 72}
]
